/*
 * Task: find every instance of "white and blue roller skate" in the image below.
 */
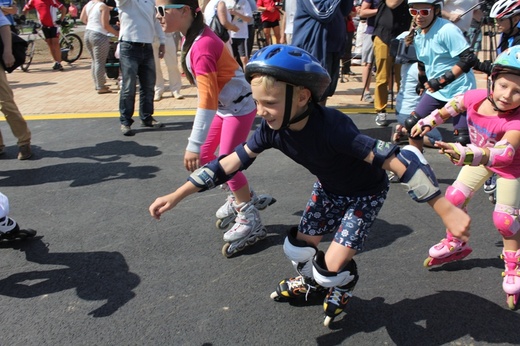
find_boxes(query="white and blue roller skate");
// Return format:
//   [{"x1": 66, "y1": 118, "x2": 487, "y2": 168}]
[
  {"x1": 0, "y1": 216, "x2": 36, "y2": 242},
  {"x1": 0, "y1": 193, "x2": 36, "y2": 242},
  {"x1": 215, "y1": 187, "x2": 276, "y2": 230},
  {"x1": 221, "y1": 200, "x2": 267, "y2": 258}
]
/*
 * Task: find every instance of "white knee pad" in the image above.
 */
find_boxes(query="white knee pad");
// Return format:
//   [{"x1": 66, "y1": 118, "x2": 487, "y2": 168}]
[
  {"x1": 312, "y1": 250, "x2": 359, "y2": 289},
  {"x1": 493, "y1": 203, "x2": 520, "y2": 237},
  {"x1": 0, "y1": 193, "x2": 9, "y2": 219},
  {"x1": 283, "y1": 227, "x2": 317, "y2": 278}
]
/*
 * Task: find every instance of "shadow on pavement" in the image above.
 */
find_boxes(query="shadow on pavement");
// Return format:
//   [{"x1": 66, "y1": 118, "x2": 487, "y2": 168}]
[
  {"x1": 0, "y1": 237, "x2": 140, "y2": 317},
  {"x1": 316, "y1": 291, "x2": 520, "y2": 346}
]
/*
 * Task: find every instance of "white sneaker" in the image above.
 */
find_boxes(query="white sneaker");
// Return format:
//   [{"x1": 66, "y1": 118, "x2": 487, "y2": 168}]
[
  {"x1": 172, "y1": 90, "x2": 184, "y2": 99},
  {"x1": 363, "y1": 93, "x2": 374, "y2": 103},
  {"x1": 154, "y1": 92, "x2": 162, "y2": 102},
  {"x1": 375, "y1": 112, "x2": 389, "y2": 127}
]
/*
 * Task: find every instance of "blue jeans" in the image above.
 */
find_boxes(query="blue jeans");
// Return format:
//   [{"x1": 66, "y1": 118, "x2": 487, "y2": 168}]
[{"x1": 118, "y1": 41, "x2": 156, "y2": 126}]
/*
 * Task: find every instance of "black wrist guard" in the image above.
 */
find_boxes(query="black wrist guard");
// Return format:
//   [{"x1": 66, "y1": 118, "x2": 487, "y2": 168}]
[{"x1": 428, "y1": 70, "x2": 456, "y2": 92}]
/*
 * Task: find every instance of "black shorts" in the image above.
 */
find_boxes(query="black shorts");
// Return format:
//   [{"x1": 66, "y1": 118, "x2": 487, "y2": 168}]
[
  {"x1": 231, "y1": 38, "x2": 248, "y2": 58},
  {"x1": 262, "y1": 20, "x2": 279, "y2": 29},
  {"x1": 42, "y1": 26, "x2": 59, "y2": 39}
]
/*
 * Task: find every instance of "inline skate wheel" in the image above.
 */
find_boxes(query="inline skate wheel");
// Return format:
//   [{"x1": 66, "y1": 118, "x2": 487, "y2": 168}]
[
  {"x1": 324, "y1": 315, "x2": 334, "y2": 327},
  {"x1": 507, "y1": 294, "x2": 518, "y2": 310},
  {"x1": 222, "y1": 242, "x2": 233, "y2": 258},
  {"x1": 270, "y1": 291, "x2": 279, "y2": 300},
  {"x1": 423, "y1": 256, "x2": 434, "y2": 267},
  {"x1": 489, "y1": 195, "x2": 496, "y2": 204},
  {"x1": 215, "y1": 219, "x2": 227, "y2": 230}
]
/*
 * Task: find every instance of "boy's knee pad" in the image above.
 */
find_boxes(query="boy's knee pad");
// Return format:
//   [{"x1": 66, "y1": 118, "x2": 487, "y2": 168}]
[
  {"x1": 445, "y1": 181, "x2": 473, "y2": 208},
  {"x1": 453, "y1": 128, "x2": 470, "y2": 146},
  {"x1": 283, "y1": 227, "x2": 317, "y2": 278},
  {"x1": 312, "y1": 250, "x2": 359, "y2": 289},
  {"x1": 493, "y1": 203, "x2": 520, "y2": 237}
]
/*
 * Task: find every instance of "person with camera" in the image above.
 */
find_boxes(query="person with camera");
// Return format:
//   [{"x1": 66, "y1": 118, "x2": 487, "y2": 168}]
[
  {"x1": 474, "y1": 0, "x2": 520, "y2": 75},
  {"x1": 22, "y1": 0, "x2": 67, "y2": 71}
]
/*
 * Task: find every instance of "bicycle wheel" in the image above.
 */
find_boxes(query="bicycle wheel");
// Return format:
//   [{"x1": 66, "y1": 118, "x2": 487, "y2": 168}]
[
  {"x1": 21, "y1": 40, "x2": 35, "y2": 72},
  {"x1": 256, "y1": 29, "x2": 266, "y2": 50},
  {"x1": 60, "y1": 33, "x2": 83, "y2": 63}
]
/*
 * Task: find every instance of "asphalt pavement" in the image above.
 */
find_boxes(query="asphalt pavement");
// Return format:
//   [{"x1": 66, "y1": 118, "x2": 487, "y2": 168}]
[{"x1": 0, "y1": 49, "x2": 518, "y2": 346}]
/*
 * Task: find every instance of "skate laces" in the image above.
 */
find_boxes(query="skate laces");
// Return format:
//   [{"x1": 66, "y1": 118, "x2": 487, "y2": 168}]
[
  {"x1": 288, "y1": 276, "x2": 318, "y2": 301},
  {"x1": 502, "y1": 251, "x2": 520, "y2": 279},
  {"x1": 327, "y1": 286, "x2": 353, "y2": 308}
]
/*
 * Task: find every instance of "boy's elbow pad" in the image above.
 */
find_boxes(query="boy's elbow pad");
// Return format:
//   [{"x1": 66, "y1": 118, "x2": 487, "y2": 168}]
[
  {"x1": 235, "y1": 143, "x2": 256, "y2": 170},
  {"x1": 397, "y1": 145, "x2": 440, "y2": 203},
  {"x1": 372, "y1": 140, "x2": 400, "y2": 168}
]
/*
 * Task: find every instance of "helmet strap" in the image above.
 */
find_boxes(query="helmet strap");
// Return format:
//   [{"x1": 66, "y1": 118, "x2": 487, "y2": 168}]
[
  {"x1": 280, "y1": 84, "x2": 314, "y2": 129},
  {"x1": 281, "y1": 84, "x2": 294, "y2": 129}
]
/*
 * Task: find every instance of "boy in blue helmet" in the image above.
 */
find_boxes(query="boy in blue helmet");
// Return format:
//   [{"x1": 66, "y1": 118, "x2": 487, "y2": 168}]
[{"x1": 149, "y1": 44, "x2": 471, "y2": 326}]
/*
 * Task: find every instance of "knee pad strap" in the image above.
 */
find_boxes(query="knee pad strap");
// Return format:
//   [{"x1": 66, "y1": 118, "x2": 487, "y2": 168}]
[
  {"x1": 493, "y1": 203, "x2": 520, "y2": 237},
  {"x1": 283, "y1": 227, "x2": 317, "y2": 277}
]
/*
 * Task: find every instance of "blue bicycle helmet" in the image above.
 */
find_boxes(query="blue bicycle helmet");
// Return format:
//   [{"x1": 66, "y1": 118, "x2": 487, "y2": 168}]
[
  {"x1": 245, "y1": 44, "x2": 331, "y2": 102},
  {"x1": 488, "y1": 46, "x2": 520, "y2": 112}
]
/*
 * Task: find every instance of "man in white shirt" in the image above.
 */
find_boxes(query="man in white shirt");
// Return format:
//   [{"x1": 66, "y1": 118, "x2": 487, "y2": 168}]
[
  {"x1": 442, "y1": 0, "x2": 480, "y2": 37},
  {"x1": 117, "y1": 0, "x2": 165, "y2": 136}
]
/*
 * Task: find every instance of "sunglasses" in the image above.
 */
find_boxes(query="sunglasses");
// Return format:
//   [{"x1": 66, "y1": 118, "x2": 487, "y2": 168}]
[
  {"x1": 155, "y1": 4, "x2": 185, "y2": 17},
  {"x1": 409, "y1": 8, "x2": 433, "y2": 16}
]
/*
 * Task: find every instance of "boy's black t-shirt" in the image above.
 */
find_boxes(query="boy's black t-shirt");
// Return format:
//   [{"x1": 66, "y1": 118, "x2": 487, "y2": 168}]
[{"x1": 246, "y1": 105, "x2": 388, "y2": 197}]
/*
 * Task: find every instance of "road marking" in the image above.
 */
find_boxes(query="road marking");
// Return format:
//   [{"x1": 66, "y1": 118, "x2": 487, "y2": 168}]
[{"x1": 0, "y1": 108, "x2": 374, "y2": 121}]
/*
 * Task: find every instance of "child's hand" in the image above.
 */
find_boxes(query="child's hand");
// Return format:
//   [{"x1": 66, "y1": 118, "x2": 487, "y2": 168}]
[
  {"x1": 149, "y1": 195, "x2": 178, "y2": 220},
  {"x1": 441, "y1": 202, "x2": 471, "y2": 242},
  {"x1": 434, "y1": 141, "x2": 461, "y2": 163},
  {"x1": 410, "y1": 123, "x2": 430, "y2": 138}
]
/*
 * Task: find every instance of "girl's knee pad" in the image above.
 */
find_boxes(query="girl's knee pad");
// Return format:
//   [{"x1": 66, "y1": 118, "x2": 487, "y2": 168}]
[{"x1": 493, "y1": 203, "x2": 520, "y2": 238}]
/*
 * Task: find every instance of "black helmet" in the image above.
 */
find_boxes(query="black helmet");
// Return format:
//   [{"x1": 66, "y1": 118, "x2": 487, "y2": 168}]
[{"x1": 245, "y1": 44, "x2": 331, "y2": 102}]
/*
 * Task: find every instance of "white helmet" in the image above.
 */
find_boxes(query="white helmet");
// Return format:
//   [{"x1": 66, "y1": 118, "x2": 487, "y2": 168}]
[
  {"x1": 408, "y1": 0, "x2": 444, "y2": 11},
  {"x1": 490, "y1": 0, "x2": 520, "y2": 19}
]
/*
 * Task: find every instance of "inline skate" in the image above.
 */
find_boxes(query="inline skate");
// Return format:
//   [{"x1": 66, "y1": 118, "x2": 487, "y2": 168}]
[
  {"x1": 215, "y1": 188, "x2": 276, "y2": 229},
  {"x1": 484, "y1": 174, "x2": 497, "y2": 204},
  {"x1": 221, "y1": 200, "x2": 266, "y2": 257},
  {"x1": 270, "y1": 275, "x2": 327, "y2": 301},
  {"x1": 0, "y1": 216, "x2": 36, "y2": 242},
  {"x1": 313, "y1": 251, "x2": 359, "y2": 327},
  {"x1": 423, "y1": 232, "x2": 472, "y2": 267},
  {"x1": 502, "y1": 250, "x2": 520, "y2": 310}
]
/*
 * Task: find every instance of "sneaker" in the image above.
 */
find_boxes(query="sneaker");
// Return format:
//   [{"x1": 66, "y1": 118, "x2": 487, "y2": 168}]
[
  {"x1": 52, "y1": 62, "x2": 64, "y2": 71},
  {"x1": 97, "y1": 87, "x2": 112, "y2": 94},
  {"x1": 363, "y1": 93, "x2": 374, "y2": 103},
  {"x1": 375, "y1": 112, "x2": 389, "y2": 127},
  {"x1": 121, "y1": 124, "x2": 134, "y2": 136},
  {"x1": 17, "y1": 144, "x2": 32, "y2": 160},
  {"x1": 172, "y1": 90, "x2": 184, "y2": 99},
  {"x1": 140, "y1": 117, "x2": 164, "y2": 128},
  {"x1": 484, "y1": 174, "x2": 497, "y2": 194},
  {"x1": 154, "y1": 91, "x2": 162, "y2": 101}
]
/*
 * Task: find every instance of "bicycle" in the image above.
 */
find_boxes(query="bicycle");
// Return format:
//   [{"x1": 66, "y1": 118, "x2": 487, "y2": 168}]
[
  {"x1": 253, "y1": 12, "x2": 266, "y2": 50},
  {"x1": 20, "y1": 20, "x2": 83, "y2": 72}
]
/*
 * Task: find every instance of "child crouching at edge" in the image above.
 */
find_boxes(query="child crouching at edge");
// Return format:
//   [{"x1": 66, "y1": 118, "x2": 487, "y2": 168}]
[{"x1": 149, "y1": 44, "x2": 470, "y2": 326}]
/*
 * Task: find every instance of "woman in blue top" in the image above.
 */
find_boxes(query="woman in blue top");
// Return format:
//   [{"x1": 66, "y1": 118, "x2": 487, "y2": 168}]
[{"x1": 403, "y1": 0, "x2": 477, "y2": 151}]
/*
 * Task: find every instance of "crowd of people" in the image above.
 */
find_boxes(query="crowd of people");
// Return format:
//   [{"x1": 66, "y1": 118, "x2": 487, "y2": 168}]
[{"x1": 3, "y1": 0, "x2": 520, "y2": 327}]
